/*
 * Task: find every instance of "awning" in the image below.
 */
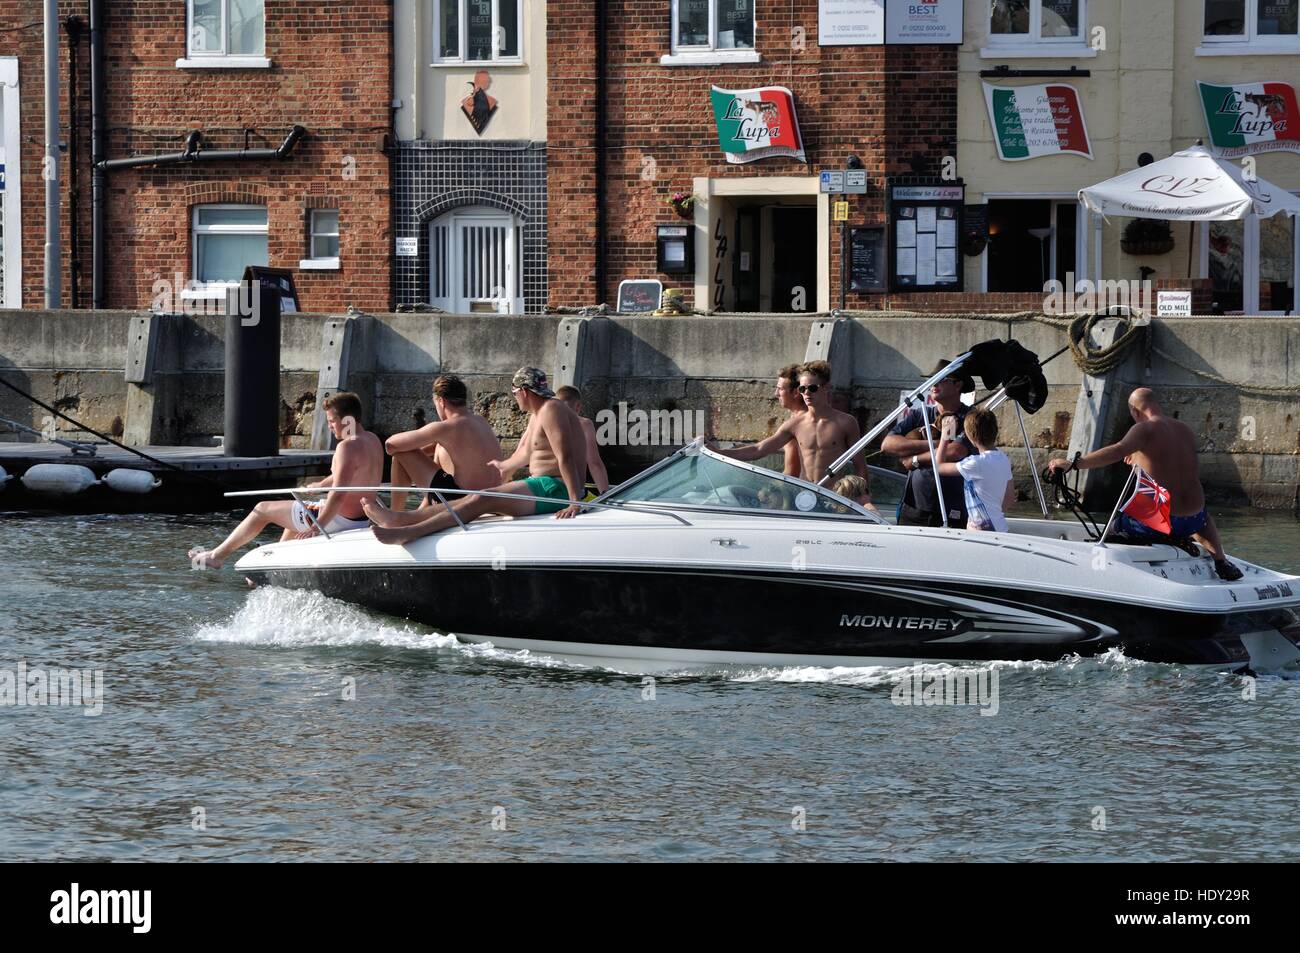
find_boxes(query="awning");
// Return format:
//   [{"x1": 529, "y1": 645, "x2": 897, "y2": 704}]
[{"x1": 1078, "y1": 145, "x2": 1300, "y2": 221}]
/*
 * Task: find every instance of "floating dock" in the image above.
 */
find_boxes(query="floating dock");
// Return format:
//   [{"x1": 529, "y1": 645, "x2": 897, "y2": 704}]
[{"x1": 0, "y1": 442, "x2": 332, "y2": 513}]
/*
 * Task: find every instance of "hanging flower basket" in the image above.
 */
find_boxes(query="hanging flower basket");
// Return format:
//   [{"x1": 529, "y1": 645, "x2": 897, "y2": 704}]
[
  {"x1": 1121, "y1": 218, "x2": 1175, "y2": 256},
  {"x1": 664, "y1": 192, "x2": 698, "y2": 219}
]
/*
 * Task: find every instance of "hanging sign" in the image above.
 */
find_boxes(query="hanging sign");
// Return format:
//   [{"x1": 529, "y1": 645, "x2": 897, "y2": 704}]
[
  {"x1": 710, "y1": 86, "x2": 807, "y2": 164},
  {"x1": 1197, "y1": 81, "x2": 1300, "y2": 157},
  {"x1": 885, "y1": 0, "x2": 964, "y2": 44},
  {"x1": 819, "y1": 0, "x2": 885, "y2": 45},
  {"x1": 984, "y1": 83, "x2": 1093, "y2": 161}
]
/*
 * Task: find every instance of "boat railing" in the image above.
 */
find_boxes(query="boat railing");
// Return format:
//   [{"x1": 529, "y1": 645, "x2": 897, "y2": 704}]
[{"x1": 224, "y1": 484, "x2": 695, "y2": 539}]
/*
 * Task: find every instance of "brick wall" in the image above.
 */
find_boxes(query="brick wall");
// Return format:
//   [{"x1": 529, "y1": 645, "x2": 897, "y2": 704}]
[
  {"x1": 1, "y1": 0, "x2": 392, "y2": 312},
  {"x1": 546, "y1": 2, "x2": 959, "y2": 310}
]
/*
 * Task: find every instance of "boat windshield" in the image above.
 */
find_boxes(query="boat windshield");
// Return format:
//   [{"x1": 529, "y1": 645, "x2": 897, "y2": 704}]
[{"x1": 601, "y1": 442, "x2": 878, "y2": 519}]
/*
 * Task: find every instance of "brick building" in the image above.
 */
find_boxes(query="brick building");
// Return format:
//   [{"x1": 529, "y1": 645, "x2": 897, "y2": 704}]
[
  {"x1": 546, "y1": 1, "x2": 961, "y2": 313},
  {"x1": 0, "y1": 0, "x2": 392, "y2": 313}
]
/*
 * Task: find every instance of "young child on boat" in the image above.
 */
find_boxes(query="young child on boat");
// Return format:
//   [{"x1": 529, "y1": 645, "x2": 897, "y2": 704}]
[{"x1": 934, "y1": 408, "x2": 1014, "y2": 532}]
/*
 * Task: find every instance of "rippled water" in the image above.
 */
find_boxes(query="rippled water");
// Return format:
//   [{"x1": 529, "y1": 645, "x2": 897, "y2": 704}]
[{"x1": 1, "y1": 507, "x2": 1298, "y2": 861}]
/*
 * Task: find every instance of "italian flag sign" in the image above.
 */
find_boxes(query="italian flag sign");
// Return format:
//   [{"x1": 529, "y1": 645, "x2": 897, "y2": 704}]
[
  {"x1": 710, "y1": 86, "x2": 806, "y2": 164},
  {"x1": 1198, "y1": 81, "x2": 1300, "y2": 157},
  {"x1": 984, "y1": 83, "x2": 1092, "y2": 161}
]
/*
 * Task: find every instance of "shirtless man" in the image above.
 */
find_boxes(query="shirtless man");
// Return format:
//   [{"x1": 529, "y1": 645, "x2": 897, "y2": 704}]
[
  {"x1": 711, "y1": 361, "x2": 864, "y2": 484},
  {"x1": 775, "y1": 363, "x2": 805, "y2": 477},
  {"x1": 555, "y1": 385, "x2": 610, "y2": 494},
  {"x1": 1046, "y1": 387, "x2": 1242, "y2": 581},
  {"x1": 386, "y1": 374, "x2": 502, "y2": 511},
  {"x1": 364, "y1": 367, "x2": 587, "y2": 544},
  {"x1": 187, "y1": 392, "x2": 383, "y2": 568}
]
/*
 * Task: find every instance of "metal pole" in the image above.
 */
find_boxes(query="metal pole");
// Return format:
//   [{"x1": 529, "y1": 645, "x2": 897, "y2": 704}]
[
  {"x1": 1097, "y1": 465, "x2": 1138, "y2": 546},
  {"x1": 43, "y1": 0, "x2": 61, "y2": 308},
  {"x1": 1014, "y1": 401, "x2": 1050, "y2": 518},
  {"x1": 918, "y1": 398, "x2": 951, "y2": 527},
  {"x1": 839, "y1": 221, "x2": 847, "y2": 311}
]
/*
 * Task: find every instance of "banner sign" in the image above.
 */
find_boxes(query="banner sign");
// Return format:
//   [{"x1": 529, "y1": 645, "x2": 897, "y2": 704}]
[
  {"x1": 984, "y1": 83, "x2": 1092, "y2": 161},
  {"x1": 885, "y1": 0, "x2": 964, "y2": 44},
  {"x1": 819, "y1": 0, "x2": 885, "y2": 45},
  {"x1": 710, "y1": 86, "x2": 806, "y2": 164},
  {"x1": 1198, "y1": 81, "x2": 1300, "y2": 157}
]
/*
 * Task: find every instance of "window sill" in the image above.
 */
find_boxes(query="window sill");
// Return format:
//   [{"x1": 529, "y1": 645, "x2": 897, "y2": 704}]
[
  {"x1": 179, "y1": 286, "x2": 233, "y2": 301},
  {"x1": 299, "y1": 258, "x2": 340, "y2": 271},
  {"x1": 175, "y1": 56, "x2": 273, "y2": 69},
  {"x1": 430, "y1": 59, "x2": 524, "y2": 68},
  {"x1": 979, "y1": 43, "x2": 1096, "y2": 59},
  {"x1": 1195, "y1": 43, "x2": 1300, "y2": 56},
  {"x1": 660, "y1": 50, "x2": 761, "y2": 67}
]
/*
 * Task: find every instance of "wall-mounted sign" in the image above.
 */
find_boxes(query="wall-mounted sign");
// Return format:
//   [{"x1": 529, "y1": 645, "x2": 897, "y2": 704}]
[
  {"x1": 984, "y1": 83, "x2": 1092, "y2": 161},
  {"x1": 833, "y1": 201, "x2": 850, "y2": 222},
  {"x1": 710, "y1": 85, "x2": 806, "y2": 164},
  {"x1": 820, "y1": 170, "x2": 844, "y2": 193},
  {"x1": 849, "y1": 227, "x2": 887, "y2": 291},
  {"x1": 1157, "y1": 291, "x2": 1193, "y2": 317},
  {"x1": 885, "y1": 0, "x2": 964, "y2": 44},
  {"x1": 889, "y1": 181, "x2": 963, "y2": 292},
  {"x1": 892, "y1": 185, "x2": 964, "y2": 201},
  {"x1": 617, "y1": 279, "x2": 664, "y2": 314},
  {"x1": 819, "y1": 0, "x2": 885, "y2": 45},
  {"x1": 461, "y1": 70, "x2": 499, "y2": 136},
  {"x1": 1198, "y1": 81, "x2": 1300, "y2": 157},
  {"x1": 395, "y1": 237, "x2": 418, "y2": 257}
]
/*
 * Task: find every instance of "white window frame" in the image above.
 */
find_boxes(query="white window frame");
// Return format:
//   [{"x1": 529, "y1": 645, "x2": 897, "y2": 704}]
[
  {"x1": 432, "y1": 0, "x2": 525, "y2": 66},
  {"x1": 300, "y1": 209, "x2": 340, "y2": 271},
  {"x1": 188, "y1": 203, "x2": 269, "y2": 298},
  {"x1": 982, "y1": 0, "x2": 1096, "y2": 58},
  {"x1": 1199, "y1": 0, "x2": 1300, "y2": 54},
  {"x1": 0, "y1": 57, "x2": 22, "y2": 309},
  {"x1": 428, "y1": 206, "x2": 523, "y2": 314},
  {"x1": 662, "y1": 0, "x2": 761, "y2": 66},
  {"x1": 177, "y1": 0, "x2": 271, "y2": 69}
]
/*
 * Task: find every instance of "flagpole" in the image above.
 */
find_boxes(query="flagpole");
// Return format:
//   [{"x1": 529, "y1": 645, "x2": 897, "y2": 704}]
[{"x1": 1097, "y1": 465, "x2": 1138, "y2": 546}]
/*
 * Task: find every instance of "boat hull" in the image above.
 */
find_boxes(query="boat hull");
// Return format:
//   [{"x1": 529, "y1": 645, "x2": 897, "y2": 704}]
[{"x1": 243, "y1": 563, "x2": 1299, "y2": 670}]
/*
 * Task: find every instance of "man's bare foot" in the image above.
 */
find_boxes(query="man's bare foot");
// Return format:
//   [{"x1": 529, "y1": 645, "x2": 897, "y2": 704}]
[
  {"x1": 372, "y1": 523, "x2": 427, "y2": 546},
  {"x1": 362, "y1": 496, "x2": 429, "y2": 528},
  {"x1": 188, "y1": 547, "x2": 224, "y2": 570}
]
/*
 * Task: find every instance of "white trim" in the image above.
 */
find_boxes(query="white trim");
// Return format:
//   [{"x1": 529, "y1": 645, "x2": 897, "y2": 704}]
[
  {"x1": 667, "y1": 0, "x2": 757, "y2": 60},
  {"x1": 985, "y1": 0, "x2": 1088, "y2": 48},
  {"x1": 979, "y1": 44, "x2": 1096, "y2": 58},
  {"x1": 0, "y1": 56, "x2": 22, "y2": 309},
  {"x1": 1194, "y1": 43, "x2": 1300, "y2": 56},
  {"x1": 185, "y1": 0, "x2": 266, "y2": 61},
  {"x1": 659, "y1": 50, "x2": 761, "y2": 66},
  {"x1": 298, "y1": 258, "x2": 340, "y2": 271},
  {"x1": 175, "y1": 56, "x2": 272, "y2": 69},
  {"x1": 191, "y1": 203, "x2": 269, "y2": 289},
  {"x1": 179, "y1": 287, "x2": 232, "y2": 300},
  {"x1": 431, "y1": 0, "x2": 526, "y2": 66}
]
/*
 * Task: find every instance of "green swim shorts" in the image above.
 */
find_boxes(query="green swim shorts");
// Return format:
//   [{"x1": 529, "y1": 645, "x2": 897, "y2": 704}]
[{"x1": 522, "y1": 475, "x2": 571, "y2": 514}]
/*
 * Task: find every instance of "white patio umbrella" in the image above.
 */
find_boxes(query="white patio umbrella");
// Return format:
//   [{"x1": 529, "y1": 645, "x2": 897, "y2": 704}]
[{"x1": 1077, "y1": 145, "x2": 1300, "y2": 312}]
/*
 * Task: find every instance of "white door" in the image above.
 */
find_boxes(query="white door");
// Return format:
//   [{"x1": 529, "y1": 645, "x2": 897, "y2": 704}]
[
  {"x1": 429, "y1": 207, "x2": 522, "y2": 314},
  {"x1": 0, "y1": 57, "x2": 22, "y2": 309}
]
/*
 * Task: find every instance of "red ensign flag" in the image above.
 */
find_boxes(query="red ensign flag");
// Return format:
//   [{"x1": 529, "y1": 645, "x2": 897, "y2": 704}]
[{"x1": 1121, "y1": 468, "x2": 1173, "y2": 535}]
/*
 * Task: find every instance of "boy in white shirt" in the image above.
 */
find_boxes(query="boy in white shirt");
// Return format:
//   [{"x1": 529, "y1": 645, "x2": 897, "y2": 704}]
[{"x1": 934, "y1": 408, "x2": 1014, "y2": 532}]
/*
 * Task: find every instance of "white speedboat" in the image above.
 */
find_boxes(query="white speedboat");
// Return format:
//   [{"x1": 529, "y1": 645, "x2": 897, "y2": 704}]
[{"x1": 231, "y1": 348, "x2": 1300, "y2": 674}]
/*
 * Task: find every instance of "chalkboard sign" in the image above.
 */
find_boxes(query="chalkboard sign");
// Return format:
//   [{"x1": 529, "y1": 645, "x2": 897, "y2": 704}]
[
  {"x1": 849, "y1": 227, "x2": 886, "y2": 292},
  {"x1": 617, "y1": 279, "x2": 664, "y2": 314}
]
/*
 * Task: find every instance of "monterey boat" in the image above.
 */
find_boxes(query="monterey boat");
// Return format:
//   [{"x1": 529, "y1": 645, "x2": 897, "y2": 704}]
[{"x1": 231, "y1": 346, "x2": 1300, "y2": 674}]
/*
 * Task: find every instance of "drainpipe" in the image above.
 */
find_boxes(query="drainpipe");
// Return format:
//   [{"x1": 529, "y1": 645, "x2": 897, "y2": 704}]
[
  {"x1": 43, "y1": 0, "x2": 61, "y2": 308},
  {"x1": 594, "y1": 0, "x2": 607, "y2": 306},
  {"x1": 90, "y1": 0, "x2": 106, "y2": 309},
  {"x1": 63, "y1": 16, "x2": 83, "y2": 309}
]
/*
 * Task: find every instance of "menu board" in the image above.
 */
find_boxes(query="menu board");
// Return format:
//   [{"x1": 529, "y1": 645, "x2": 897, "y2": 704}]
[
  {"x1": 617, "y1": 279, "x2": 663, "y2": 314},
  {"x1": 849, "y1": 227, "x2": 886, "y2": 291},
  {"x1": 890, "y1": 185, "x2": 963, "y2": 291}
]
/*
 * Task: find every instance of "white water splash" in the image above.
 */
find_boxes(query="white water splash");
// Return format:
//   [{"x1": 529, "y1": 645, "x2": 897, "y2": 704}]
[{"x1": 192, "y1": 587, "x2": 579, "y2": 671}]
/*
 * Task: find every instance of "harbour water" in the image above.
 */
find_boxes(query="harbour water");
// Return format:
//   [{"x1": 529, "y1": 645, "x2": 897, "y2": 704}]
[{"x1": 1, "y1": 506, "x2": 1298, "y2": 862}]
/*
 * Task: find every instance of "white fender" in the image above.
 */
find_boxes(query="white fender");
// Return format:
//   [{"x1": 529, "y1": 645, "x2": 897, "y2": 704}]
[
  {"x1": 21, "y1": 463, "x2": 101, "y2": 495},
  {"x1": 104, "y1": 468, "x2": 162, "y2": 494}
]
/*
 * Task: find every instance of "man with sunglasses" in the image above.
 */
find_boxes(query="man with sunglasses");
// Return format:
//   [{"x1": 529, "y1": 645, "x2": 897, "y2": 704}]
[
  {"x1": 881, "y1": 359, "x2": 975, "y2": 527},
  {"x1": 711, "y1": 361, "x2": 865, "y2": 486}
]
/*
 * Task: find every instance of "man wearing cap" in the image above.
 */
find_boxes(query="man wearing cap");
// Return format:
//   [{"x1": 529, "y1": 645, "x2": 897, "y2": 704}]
[
  {"x1": 881, "y1": 359, "x2": 976, "y2": 528},
  {"x1": 363, "y1": 366, "x2": 588, "y2": 543}
]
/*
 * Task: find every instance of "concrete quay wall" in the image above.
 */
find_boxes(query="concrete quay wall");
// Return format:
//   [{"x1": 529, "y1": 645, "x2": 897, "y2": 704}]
[{"x1": 0, "y1": 309, "x2": 1296, "y2": 509}]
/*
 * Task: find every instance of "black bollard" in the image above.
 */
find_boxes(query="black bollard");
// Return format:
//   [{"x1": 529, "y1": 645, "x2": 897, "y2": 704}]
[{"x1": 224, "y1": 278, "x2": 281, "y2": 458}]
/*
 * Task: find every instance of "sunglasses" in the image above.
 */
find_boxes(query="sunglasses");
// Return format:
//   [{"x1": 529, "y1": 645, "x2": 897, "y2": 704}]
[{"x1": 797, "y1": 384, "x2": 822, "y2": 394}]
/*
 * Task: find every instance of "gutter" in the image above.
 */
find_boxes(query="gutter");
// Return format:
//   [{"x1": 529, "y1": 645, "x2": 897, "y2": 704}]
[{"x1": 99, "y1": 125, "x2": 307, "y2": 171}]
